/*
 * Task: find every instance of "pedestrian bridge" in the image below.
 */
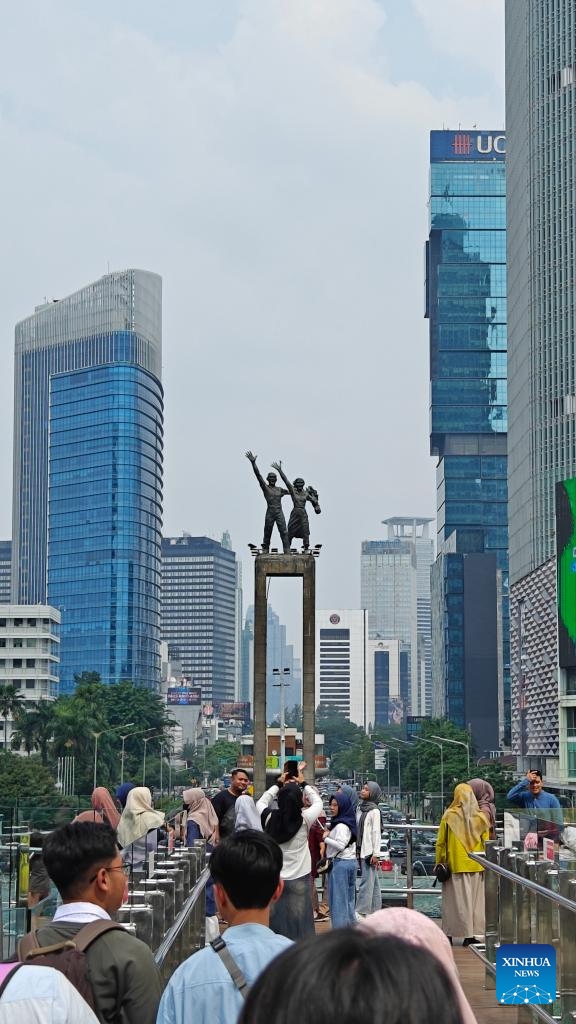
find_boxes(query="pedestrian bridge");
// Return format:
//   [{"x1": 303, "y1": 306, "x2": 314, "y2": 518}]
[{"x1": 2, "y1": 815, "x2": 575, "y2": 1023}]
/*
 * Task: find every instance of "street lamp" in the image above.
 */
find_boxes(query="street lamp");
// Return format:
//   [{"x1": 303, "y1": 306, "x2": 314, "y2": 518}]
[
  {"x1": 142, "y1": 734, "x2": 164, "y2": 787},
  {"x1": 93, "y1": 722, "x2": 134, "y2": 792},
  {"x1": 431, "y1": 734, "x2": 470, "y2": 775},
  {"x1": 381, "y1": 743, "x2": 402, "y2": 808},
  {"x1": 272, "y1": 668, "x2": 291, "y2": 769},
  {"x1": 411, "y1": 736, "x2": 444, "y2": 812},
  {"x1": 120, "y1": 726, "x2": 157, "y2": 785}
]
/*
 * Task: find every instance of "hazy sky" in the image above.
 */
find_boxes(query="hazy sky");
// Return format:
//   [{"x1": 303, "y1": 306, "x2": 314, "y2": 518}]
[{"x1": 0, "y1": 0, "x2": 504, "y2": 651}]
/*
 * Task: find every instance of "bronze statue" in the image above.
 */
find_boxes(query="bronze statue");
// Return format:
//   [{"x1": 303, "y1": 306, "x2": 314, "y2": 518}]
[
  {"x1": 246, "y1": 451, "x2": 290, "y2": 553},
  {"x1": 271, "y1": 461, "x2": 321, "y2": 551}
]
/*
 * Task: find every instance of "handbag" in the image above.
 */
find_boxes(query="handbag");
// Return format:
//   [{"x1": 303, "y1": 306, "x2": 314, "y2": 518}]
[
  {"x1": 316, "y1": 856, "x2": 333, "y2": 875},
  {"x1": 432, "y1": 862, "x2": 451, "y2": 884}
]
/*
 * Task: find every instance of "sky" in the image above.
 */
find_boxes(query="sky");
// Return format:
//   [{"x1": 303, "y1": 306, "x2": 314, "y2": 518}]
[{"x1": 0, "y1": 0, "x2": 505, "y2": 654}]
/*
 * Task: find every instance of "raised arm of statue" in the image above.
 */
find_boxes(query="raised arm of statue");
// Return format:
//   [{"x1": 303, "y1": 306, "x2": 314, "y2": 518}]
[
  {"x1": 271, "y1": 460, "x2": 295, "y2": 500},
  {"x1": 246, "y1": 450, "x2": 268, "y2": 495}
]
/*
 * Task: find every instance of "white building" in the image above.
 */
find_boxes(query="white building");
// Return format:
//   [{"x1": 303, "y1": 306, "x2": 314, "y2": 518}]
[
  {"x1": 316, "y1": 610, "x2": 368, "y2": 728},
  {"x1": 0, "y1": 605, "x2": 60, "y2": 749}
]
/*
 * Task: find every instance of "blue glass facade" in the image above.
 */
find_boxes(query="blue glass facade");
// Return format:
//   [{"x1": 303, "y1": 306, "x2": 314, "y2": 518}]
[
  {"x1": 47, "y1": 364, "x2": 163, "y2": 692},
  {"x1": 13, "y1": 271, "x2": 163, "y2": 693},
  {"x1": 426, "y1": 131, "x2": 509, "y2": 747}
]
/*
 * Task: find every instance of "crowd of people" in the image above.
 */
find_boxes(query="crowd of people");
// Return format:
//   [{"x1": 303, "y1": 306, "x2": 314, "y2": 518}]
[{"x1": 2, "y1": 762, "x2": 565, "y2": 1024}]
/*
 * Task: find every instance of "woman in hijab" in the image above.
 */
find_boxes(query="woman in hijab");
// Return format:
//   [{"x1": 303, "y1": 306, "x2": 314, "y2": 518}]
[
  {"x1": 117, "y1": 786, "x2": 165, "y2": 871},
  {"x1": 182, "y1": 787, "x2": 220, "y2": 940},
  {"x1": 322, "y1": 791, "x2": 358, "y2": 928},
  {"x1": 257, "y1": 764, "x2": 323, "y2": 940},
  {"x1": 234, "y1": 794, "x2": 263, "y2": 832},
  {"x1": 337, "y1": 783, "x2": 359, "y2": 813},
  {"x1": 468, "y1": 778, "x2": 496, "y2": 840},
  {"x1": 435, "y1": 783, "x2": 490, "y2": 945},
  {"x1": 182, "y1": 787, "x2": 219, "y2": 846},
  {"x1": 359, "y1": 908, "x2": 478, "y2": 1024},
  {"x1": 73, "y1": 787, "x2": 120, "y2": 830}
]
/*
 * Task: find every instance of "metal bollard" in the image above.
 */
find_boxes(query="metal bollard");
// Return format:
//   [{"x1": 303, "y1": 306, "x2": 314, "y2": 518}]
[
  {"x1": 115, "y1": 904, "x2": 154, "y2": 947},
  {"x1": 484, "y1": 843, "x2": 503, "y2": 965},
  {"x1": 499, "y1": 848, "x2": 517, "y2": 945},
  {"x1": 558, "y1": 873, "x2": 576, "y2": 1020},
  {"x1": 143, "y1": 875, "x2": 176, "y2": 928},
  {"x1": 131, "y1": 889, "x2": 166, "y2": 947}
]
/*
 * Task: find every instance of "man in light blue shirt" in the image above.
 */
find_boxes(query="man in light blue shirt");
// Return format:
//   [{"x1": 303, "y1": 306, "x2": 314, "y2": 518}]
[
  {"x1": 507, "y1": 769, "x2": 563, "y2": 844},
  {"x1": 157, "y1": 830, "x2": 292, "y2": 1024}
]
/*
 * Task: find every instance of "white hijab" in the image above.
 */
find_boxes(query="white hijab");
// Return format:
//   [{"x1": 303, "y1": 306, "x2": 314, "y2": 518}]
[
  {"x1": 234, "y1": 795, "x2": 262, "y2": 832},
  {"x1": 117, "y1": 786, "x2": 165, "y2": 849}
]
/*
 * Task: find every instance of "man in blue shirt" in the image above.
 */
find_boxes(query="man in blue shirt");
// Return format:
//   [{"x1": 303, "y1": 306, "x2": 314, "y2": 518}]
[
  {"x1": 157, "y1": 830, "x2": 292, "y2": 1024},
  {"x1": 507, "y1": 769, "x2": 563, "y2": 844}
]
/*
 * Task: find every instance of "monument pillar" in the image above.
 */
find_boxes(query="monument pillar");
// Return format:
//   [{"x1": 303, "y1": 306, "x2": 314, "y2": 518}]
[{"x1": 253, "y1": 552, "x2": 316, "y2": 797}]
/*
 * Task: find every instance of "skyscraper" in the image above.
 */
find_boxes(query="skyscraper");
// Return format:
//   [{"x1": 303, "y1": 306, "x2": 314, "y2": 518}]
[
  {"x1": 361, "y1": 517, "x2": 433, "y2": 716},
  {"x1": 13, "y1": 270, "x2": 163, "y2": 691},
  {"x1": 425, "y1": 130, "x2": 508, "y2": 753},
  {"x1": 505, "y1": 0, "x2": 576, "y2": 776},
  {"x1": 244, "y1": 603, "x2": 301, "y2": 722},
  {"x1": 161, "y1": 534, "x2": 237, "y2": 705}
]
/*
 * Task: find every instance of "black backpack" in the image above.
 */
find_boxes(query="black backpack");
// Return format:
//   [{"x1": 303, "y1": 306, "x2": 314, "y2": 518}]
[{"x1": 17, "y1": 919, "x2": 124, "y2": 1011}]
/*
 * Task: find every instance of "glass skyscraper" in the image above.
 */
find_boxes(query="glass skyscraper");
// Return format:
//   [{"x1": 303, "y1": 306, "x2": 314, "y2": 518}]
[
  {"x1": 12, "y1": 270, "x2": 163, "y2": 691},
  {"x1": 161, "y1": 535, "x2": 237, "y2": 705},
  {"x1": 426, "y1": 130, "x2": 509, "y2": 751}
]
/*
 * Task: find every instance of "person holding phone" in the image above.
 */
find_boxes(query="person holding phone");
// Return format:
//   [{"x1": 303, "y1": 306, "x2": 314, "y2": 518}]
[{"x1": 257, "y1": 762, "x2": 323, "y2": 940}]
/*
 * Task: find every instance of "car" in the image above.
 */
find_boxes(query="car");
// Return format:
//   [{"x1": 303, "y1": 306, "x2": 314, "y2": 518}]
[{"x1": 400, "y1": 847, "x2": 437, "y2": 876}]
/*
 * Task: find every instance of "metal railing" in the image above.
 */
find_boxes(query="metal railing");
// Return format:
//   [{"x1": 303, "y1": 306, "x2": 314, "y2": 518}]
[
  {"x1": 378, "y1": 823, "x2": 441, "y2": 911},
  {"x1": 469, "y1": 842, "x2": 576, "y2": 1024}
]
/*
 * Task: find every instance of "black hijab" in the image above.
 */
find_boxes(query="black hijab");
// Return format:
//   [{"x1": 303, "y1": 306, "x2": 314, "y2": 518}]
[{"x1": 262, "y1": 783, "x2": 304, "y2": 844}]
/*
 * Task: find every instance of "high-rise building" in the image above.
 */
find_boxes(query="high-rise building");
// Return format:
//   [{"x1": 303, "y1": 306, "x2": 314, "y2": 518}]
[
  {"x1": 316, "y1": 609, "x2": 368, "y2": 727},
  {"x1": 13, "y1": 271, "x2": 163, "y2": 692},
  {"x1": 425, "y1": 129, "x2": 508, "y2": 754},
  {"x1": 0, "y1": 542, "x2": 11, "y2": 605},
  {"x1": 244, "y1": 604, "x2": 301, "y2": 722},
  {"x1": 505, "y1": 0, "x2": 576, "y2": 777},
  {"x1": 361, "y1": 517, "x2": 433, "y2": 716},
  {"x1": 161, "y1": 535, "x2": 237, "y2": 705}
]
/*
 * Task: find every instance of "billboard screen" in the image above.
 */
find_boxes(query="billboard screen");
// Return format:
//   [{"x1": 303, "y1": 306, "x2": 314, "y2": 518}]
[
  {"x1": 213, "y1": 702, "x2": 251, "y2": 724},
  {"x1": 556, "y1": 479, "x2": 576, "y2": 667},
  {"x1": 167, "y1": 686, "x2": 202, "y2": 706},
  {"x1": 388, "y1": 698, "x2": 404, "y2": 725}
]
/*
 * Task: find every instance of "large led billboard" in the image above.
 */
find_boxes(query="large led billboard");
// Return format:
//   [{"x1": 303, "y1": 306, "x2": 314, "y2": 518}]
[
  {"x1": 556, "y1": 478, "x2": 576, "y2": 667},
  {"x1": 167, "y1": 686, "x2": 202, "y2": 706}
]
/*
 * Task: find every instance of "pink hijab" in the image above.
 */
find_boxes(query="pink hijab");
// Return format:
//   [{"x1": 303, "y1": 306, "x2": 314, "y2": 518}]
[
  {"x1": 73, "y1": 787, "x2": 120, "y2": 829},
  {"x1": 359, "y1": 908, "x2": 478, "y2": 1024}
]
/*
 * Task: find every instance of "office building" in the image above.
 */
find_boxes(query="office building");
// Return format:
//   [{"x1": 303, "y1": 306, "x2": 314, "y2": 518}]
[
  {"x1": 13, "y1": 270, "x2": 163, "y2": 692},
  {"x1": 506, "y1": 0, "x2": 576, "y2": 776},
  {"x1": 425, "y1": 129, "x2": 508, "y2": 754},
  {"x1": 161, "y1": 534, "x2": 237, "y2": 705},
  {"x1": 361, "y1": 518, "x2": 432, "y2": 716},
  {"x1": 0, "y1": 542, "x2": 11, "y2": 605},
  {"x1": 366, "y1": 637, "x2": 409, "y2": 729},
  {"x1": 316, "y1": 609, "x2": 368, "y2": 728},
  {"x1": 0, "y1": 605, "x2": 60, "y2": 748}
]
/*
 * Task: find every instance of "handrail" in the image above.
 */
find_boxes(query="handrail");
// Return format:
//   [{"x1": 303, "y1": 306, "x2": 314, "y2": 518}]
[
  {"x1": 468, "y1": 851, "x2": 576, "y2": 913},
  {"x1": 154, "y1": 865, "x2": 210, "y2": 968}
]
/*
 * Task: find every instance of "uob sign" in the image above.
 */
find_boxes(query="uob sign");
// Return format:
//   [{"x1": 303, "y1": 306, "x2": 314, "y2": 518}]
[{"x1": 476, "y1": 134, "x2": 506, "y2": 154}]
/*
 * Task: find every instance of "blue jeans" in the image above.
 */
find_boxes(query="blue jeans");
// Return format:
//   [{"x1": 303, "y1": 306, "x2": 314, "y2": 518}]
[
  {"x1": 356, "y1": 858, "x2": 382, "y2": 915},
  {"x1": 329, "y1": 858, "x2": 357, "y2": 928}
]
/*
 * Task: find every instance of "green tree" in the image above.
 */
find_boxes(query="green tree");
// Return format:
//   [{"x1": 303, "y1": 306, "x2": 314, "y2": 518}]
[
  {"x1": 204, "y1": 740, "x2": 241, "y2": 782},
  {"x1": 10, "y1": 704, "x2": 41, "y2": 756},
  {"x1": 0, "y1": 684, "x2": 25, "y2": 752}
]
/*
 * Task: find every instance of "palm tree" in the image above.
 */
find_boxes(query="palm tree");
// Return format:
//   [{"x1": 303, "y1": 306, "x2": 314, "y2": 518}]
[
  {"x1": 30, "y1": 700, "x2": 57, "y2": 765},
  {"x1": 0, "y1": 684, "x2": 25, "y2": 752},
  {"x1": 10, "y1": 704, "x2": 41, "y2": 756}
]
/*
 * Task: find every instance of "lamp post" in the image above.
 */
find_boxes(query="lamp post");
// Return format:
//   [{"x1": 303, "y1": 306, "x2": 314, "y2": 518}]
[
  {"x1": 272, "y1": 667, "x2": 291, "y2": 769},
  {"x1": 382, "y1": 743, "x2": 401, "y2": 808},
  {"x1": 411, "y1": 736, "x2": 444, "y2": 814},
  {"x1": 142, "y1": 733, "x2": 164, "y2": 787},
  {"x1": 93, "y1": 722, "x2": 134, "y2": 792},
  {"x1": 120, "y1": 726, "x2": 155, "y2": 785},
  {"x1": 431, "y1": 734, "x2": 470, "y2": 775}
]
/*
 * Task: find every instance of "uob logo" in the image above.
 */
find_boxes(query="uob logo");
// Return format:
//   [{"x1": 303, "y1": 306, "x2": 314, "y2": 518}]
[{"x1": 476, "y1": 134, "x2": 506, "y2": 154}]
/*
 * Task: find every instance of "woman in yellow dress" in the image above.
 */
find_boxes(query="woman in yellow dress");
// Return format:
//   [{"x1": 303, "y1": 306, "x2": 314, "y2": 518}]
[{"x1": 435, "y1": 782, "x2": 489, "y2": 945}]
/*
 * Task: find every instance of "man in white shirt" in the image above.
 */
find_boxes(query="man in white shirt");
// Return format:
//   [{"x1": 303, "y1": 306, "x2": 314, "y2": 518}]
[
  {"x1": 356, "y1": 781, "x2": 383, "y2": 917},
  {"x1": 0, "y1": 965, "x2": 99, "y2": 1024},
  {"x1": 157, "y1": 829, "x2": 292, "y2": 1024}
]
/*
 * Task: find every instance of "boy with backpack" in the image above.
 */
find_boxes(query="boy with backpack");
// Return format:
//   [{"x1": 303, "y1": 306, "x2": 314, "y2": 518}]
[{"x1": 16, "y1": 821, "x2": 162, "y2": 1024}]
